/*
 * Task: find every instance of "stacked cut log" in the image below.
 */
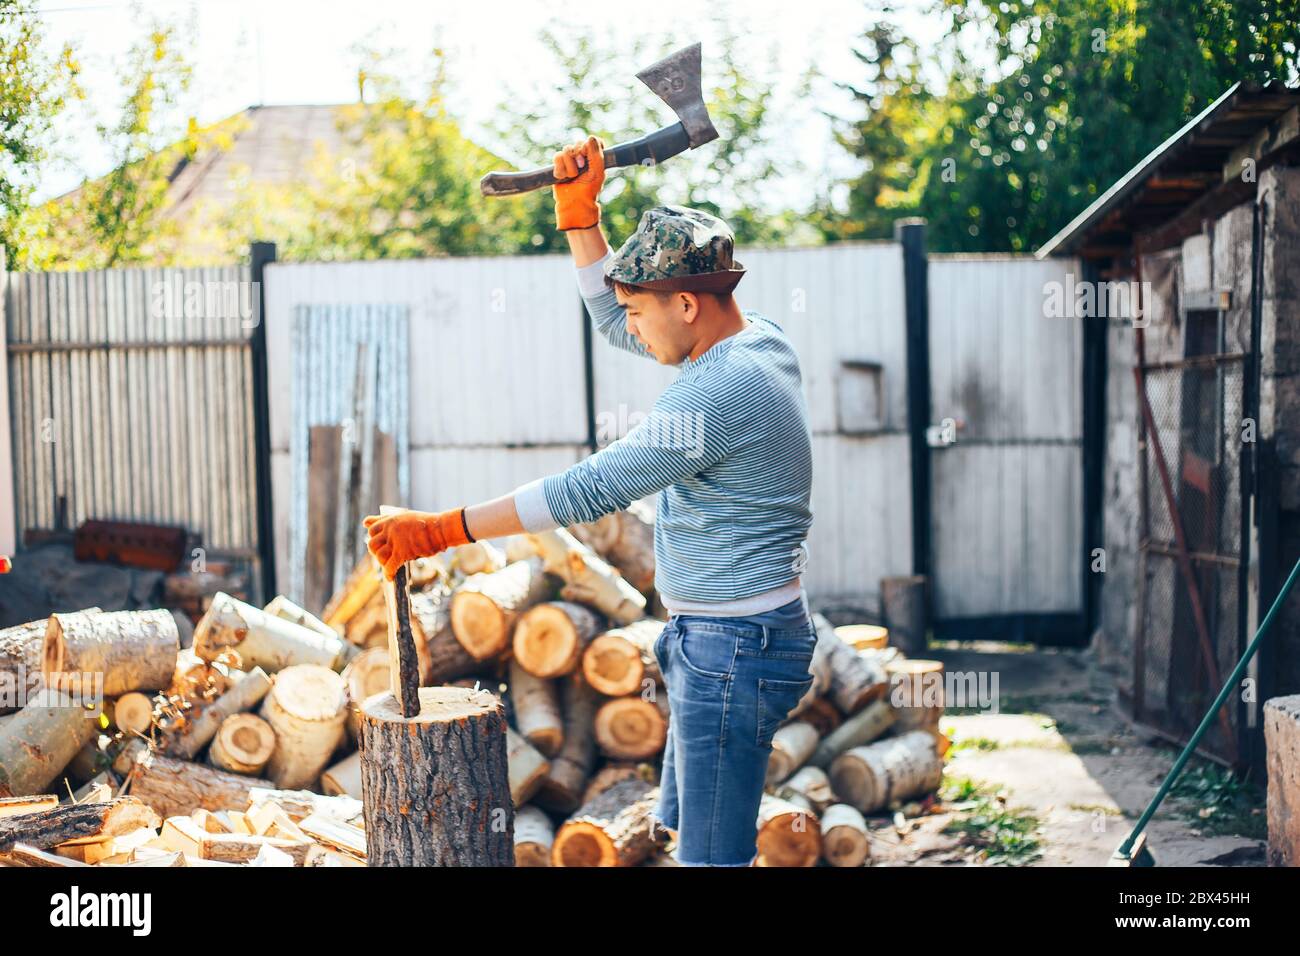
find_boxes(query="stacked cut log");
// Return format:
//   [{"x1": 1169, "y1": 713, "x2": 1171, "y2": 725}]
[{"x1": 0, "y1": 509, "x2": 951, "y2": 868}]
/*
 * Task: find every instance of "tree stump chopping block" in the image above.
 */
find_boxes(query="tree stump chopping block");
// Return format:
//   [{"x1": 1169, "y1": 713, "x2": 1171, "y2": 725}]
[{"x1": 359, "y1": 686, "x2": 514, "y2": 866}]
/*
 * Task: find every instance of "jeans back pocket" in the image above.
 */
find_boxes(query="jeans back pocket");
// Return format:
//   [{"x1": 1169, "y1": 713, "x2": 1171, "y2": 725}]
[{"x1": 756, "y1": 673, "x2": 815, "y2": 747}]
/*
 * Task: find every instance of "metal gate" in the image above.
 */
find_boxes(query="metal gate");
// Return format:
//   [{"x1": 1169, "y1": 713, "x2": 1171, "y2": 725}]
[
  {"x1": 1134, "y1": 338, "x2": 1250, "y2": 767},
  {"x1": 3, "y1": 262, "x2": 273, "y2": 595}
]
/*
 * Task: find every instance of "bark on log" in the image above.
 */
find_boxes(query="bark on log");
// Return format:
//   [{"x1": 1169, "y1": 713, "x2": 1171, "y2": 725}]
[
  {"x1": 821, "y1": 803, "x2": 871, "y2": 867},
  {"x1": 532, "y1": 674, "x2": 600, "y2": 815},
  {"x1": 44, "y1": 609, "x2": 178, "y2": 698},
  {"x1": 507, "y1": 727, "x2": 551, "y2": 807},
  {"x1": 258, "y1": 664, "x2": 348, "y2": 790},
  {"x1": 263, "y1": 596, "x2": 344, "y2": 643},
  {"x1": 164, "y1": 666, "x2": 272, "y2": 760},
  {"x1": 114, "y1": 738, "x2": 272, "y2": 818},
  {"x1": 0, "y1": 688, "x2": 97, "y2": 796},
  {"x1": 508, "y1": 659, "x2": 563, "y2": 757},
  {"x1": 450, "y1": 557, "x2": 555, "y2": 660},
  {"x1": 594, "y1": 694, "x2": 668, "y2": 760},
  {"x1": 514, "y1": 804, "x2": 554, "y2": 867},
  {"x1": 551, "y1": 776, "x2": 657, "y2": 867},
  {"x1": 208, "y1": 713, "x2": 276, "y2": 775},
  {"x1": 582, "y1": 619, "x2": 663, "y2": 696},
  {"x1": 1, "y1": 611, "x2": 101, "y2": 716},
  {"x1": 581, "y1": 762, "x2": 651, "y2": 805},
  {"x1": 527, "y1": 530, "x2": 645, "y2": 624},
  {"x1": 194, "y1": 592, "x2": 352, "y2": 672},
  {"x1": 813, "y1": 614, "x2": 888, "y2": 714},
  {"x1": 755, "y1": 793, "x2": 821, "y2": 867},
  {"x1": 810, "y1": 699, "x2": 896, "y2": 769},
  {"x1": 774, "y1": 765, "x2": 837, "y2": 814},
  {"x1": 0, "y1": 796, "x2": 159, "y2": 853},
  {"x1": 512, "y1": 600, "x2": 604, "y2": 678},
  {"x1": 766, "y1": 720, "x2": 820, "y2": 785},
  {"x1": 570, "y1": 504, "x2": 656, "y2": 595},
  {"x1": 359, "y1": 686, "x2": 514, "y2": 866},
  {"x1": 829, "y1": 730, "x2": 944, "y2": 813}
]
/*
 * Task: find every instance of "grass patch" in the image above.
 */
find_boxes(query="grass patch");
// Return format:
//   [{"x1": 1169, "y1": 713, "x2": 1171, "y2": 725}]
[
  {"x1": 939, "y1": 775, "x2": 1044, "y2": 865},
  {"x1": 1165, "y1": 760, "x2": 1267, "y2": 839}
]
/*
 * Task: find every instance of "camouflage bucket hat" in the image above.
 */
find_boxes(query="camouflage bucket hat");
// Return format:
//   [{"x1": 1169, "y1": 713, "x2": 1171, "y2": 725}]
[{"x1": 603, "y1": 204, "x2": 746, "y2": 294}]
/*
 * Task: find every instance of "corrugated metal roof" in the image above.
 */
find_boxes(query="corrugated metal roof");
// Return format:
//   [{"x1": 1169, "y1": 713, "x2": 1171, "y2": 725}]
[{"x1": 1036, "y1": 82, "x2": 1300, "y2": 259}]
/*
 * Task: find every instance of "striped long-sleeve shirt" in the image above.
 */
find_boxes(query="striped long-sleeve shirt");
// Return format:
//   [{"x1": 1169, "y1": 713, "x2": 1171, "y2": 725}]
[{"x1": 513, "y1": 253, "x2": 813, "y2": 610}]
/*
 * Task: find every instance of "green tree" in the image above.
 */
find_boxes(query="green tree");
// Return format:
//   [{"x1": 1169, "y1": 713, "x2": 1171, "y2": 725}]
[
  {"x1": 823, "y1": 0, "x2": 1300, "y2": 252},
  {"x1": 19, "y1": 22, "x2": 229, "y2": 268},
  {"x1": 0, "y1": 0, "x2": 79, "y2": 265}
]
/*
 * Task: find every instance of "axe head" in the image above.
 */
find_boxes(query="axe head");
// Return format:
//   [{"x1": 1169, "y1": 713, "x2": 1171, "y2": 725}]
[{"x1": 636, "y1": 42, "x2": 718, "y2": 149}]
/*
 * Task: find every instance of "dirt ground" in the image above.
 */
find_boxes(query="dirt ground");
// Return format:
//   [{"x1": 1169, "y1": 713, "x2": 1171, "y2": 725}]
[
  {"x1": 868, "y1": 641, "x2": 1269, "y2": 867},
  {"x1": 655, "y1": 640, "x2": 1269, "y2": 867}
]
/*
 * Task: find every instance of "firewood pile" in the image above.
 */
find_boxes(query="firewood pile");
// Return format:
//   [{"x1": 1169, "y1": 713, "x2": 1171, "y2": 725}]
[{"x1": 0, "y1": 505, "x2": 950, "y2": 868}]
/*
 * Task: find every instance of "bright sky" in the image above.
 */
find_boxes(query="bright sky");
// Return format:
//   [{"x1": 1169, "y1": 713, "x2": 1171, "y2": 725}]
[{"x1": 31, "y1": 0, "x2": 966, "y2": 207}]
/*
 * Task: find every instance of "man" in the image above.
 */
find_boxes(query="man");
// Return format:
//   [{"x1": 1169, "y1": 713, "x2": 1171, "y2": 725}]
[{"x1": 365, "y1": 134, "x2": 816, "y2": 866}]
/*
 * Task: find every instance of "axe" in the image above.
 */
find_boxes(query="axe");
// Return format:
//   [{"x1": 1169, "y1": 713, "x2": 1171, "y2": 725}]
[{"x1": 479, "y1": 42, "x2": 719, "y2": 197}]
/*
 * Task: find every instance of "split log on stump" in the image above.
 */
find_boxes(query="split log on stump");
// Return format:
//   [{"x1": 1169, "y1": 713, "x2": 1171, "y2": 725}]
[
  {"x1": 195, "y1": 593, "x2": 352, "y2": 673},
  {"x1": 570, "y1": 504, "x2": 656, "y2": 595},
  {"x1": 774, "y1": 765, "x2": 837, "y2": 814},
  {"x1": 821, "y1": 804, "x2": 871, "y2": 867},
  {"x1": 408, "y1": 583, "x2": 480, "y2": 686},
  {"x1": 359, "y1": 686, "x2": 514, "y2": 866},
  {"x1": 453, "y1": 540, "x2": 506, "y2": 576},
  {"x1": 551, "y1": 776, "x2": 658, "y2": 867},
  {"x1": 208, "y1": 713, "x2": 276, "y2": 775},
  {"x1": 44, "y1": 608, "x2": 178, "y2": 697},
  {"x1": 810, "y1": 699, "x2": 896, "y2": 769},
  {"x1": 507, "y1": 727, "x2": 551, "y2": 806},
  {"x1": 582, "y1": 619, "x2": 664, "y2": 696},
  {"x1": 1, "y1": 610, "x2": 101, "y2": 716},
  {"x1": 766, "y1": 720, "x2": 820, "y2": 785},
  {"x1": 829, "y1": 730, "x2": 944, "y2": 813},
  {"x1": 514, "y1": 804, "x2": 554, "y2": 867},
  {"x1": 0, "y1": 796, "x2": 159, "y2": 853},
  {"x1": 450, "y1": 557, "x2": 555, "y2": 660},
  {"x1": 512, "y1": 601, "x2": 604, "y2": 678},
  {"x1": 594, "y1": 694, "x2": 668, "y2": 760},
  {"x1": 884, "y1": 659, "x2": 945, "y2": 731},
  {"x1": 813, "y1": 614, "x2": 888, "y2": 714},
  {"x1": 0, "y1": 688, "x2": 97, "y2": 796},
  {"x1": 533, "y1": 675, "x2": 600, "y2": 815},
  {"x1": 322, "y1": 556, "x2": 383, "y2": 630},
  {"x1": 527, "y1": 529, "x2": 645, "y2": 624},
  {"x1": 112, "y1": 692, "x2": 154, "y2": 735},
  {"x1": 378, "y1": 536, "x2": 421, "y2": 717},
  {"x1": 114, "y1": 738, "x2": 273, "y2": 818},
  {"x1": 342, "y1": 647, "x2": 391, "y2": 743},
  {"x1": 320, "y1": 750, "x2": 361, "y2": 798},
  {"x1": 508, "y1": 659, "x2": 563, "y2": 757},
  {"x1": 755, "y1": 793, "x2": 821, "y2": 867},
  {"x1": 165, "y1": 666, "x2": 272, "y2": 760},
  {"x1": 259, "y1": 664, "x2": 349, "y2": 789}
]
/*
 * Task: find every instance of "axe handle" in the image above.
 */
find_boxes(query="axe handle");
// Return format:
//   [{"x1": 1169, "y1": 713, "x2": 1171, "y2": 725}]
[{"x1": 480, "y1": 123, "x2": 691, "y2": 197}]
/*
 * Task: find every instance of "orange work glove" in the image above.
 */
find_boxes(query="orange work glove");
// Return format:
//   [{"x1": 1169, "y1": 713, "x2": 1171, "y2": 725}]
[
  {"x1": 363, "y1": 507, "x2": 473, "y2": 581},
  {"x1": 552, "y1": 134, "x2": 605, "y2": 231}
]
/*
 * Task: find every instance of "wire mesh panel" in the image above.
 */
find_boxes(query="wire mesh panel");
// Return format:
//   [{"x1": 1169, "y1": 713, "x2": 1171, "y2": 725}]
[{"x1": 1136, "y1": 354, "x2": 1245, "y2": 764}]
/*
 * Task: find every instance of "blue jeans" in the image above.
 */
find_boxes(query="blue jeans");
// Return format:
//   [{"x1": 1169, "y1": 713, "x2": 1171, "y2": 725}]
[{"x1": 651, "y1": 595, "x2": 817, "y2": 866}]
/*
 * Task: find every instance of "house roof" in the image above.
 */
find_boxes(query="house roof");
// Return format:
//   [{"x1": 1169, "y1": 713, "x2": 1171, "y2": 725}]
[{"x1": 1036, "y1": 83, "x2": 1300, "y2": 259}]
